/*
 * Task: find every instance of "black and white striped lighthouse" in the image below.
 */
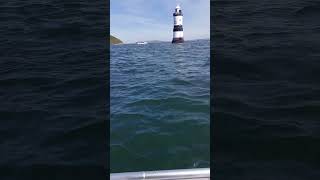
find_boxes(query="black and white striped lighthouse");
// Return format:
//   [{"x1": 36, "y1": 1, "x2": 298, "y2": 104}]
[{"x1": 172, "y1": 4, "x2": 184, "y2": 43}]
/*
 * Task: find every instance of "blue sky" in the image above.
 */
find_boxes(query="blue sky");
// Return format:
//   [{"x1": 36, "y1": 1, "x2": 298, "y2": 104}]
[{"x1": 111, "y1": 0, "x2": 210, "y2": 43}]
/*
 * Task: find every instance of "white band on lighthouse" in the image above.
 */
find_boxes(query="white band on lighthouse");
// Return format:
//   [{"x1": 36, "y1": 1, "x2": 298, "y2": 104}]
[
  {"x1": 173, "y1": 31, "x2": 183, "y2": 38},
  {"x1": 174, "y1": 16, "x2": 183, "y2": 26}
]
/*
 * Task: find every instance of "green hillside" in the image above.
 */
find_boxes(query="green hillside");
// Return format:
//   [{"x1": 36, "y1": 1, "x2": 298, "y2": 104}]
[{"x1": 110, "y1": 35, "x2": 123, "y2": 44}]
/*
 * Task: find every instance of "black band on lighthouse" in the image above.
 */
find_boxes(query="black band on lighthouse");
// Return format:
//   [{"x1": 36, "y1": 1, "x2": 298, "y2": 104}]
[
  {"x1": 173, "y1": 25, "x2": 183, "y2": 31},
  {"x1": 173, "y1": 12, "x2": 183, "y2": 16},
  {"x1": 172, "y1": 38, "x2": 184, "y2": 43}
]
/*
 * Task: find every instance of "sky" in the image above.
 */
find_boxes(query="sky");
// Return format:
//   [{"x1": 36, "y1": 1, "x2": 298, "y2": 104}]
[{"x1": 110, "y1": 0, "x2": 210, "y2": 43}]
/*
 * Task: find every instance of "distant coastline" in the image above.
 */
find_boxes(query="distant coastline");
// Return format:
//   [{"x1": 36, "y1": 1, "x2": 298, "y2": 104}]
[
  {"x1": 110, "y1": 35, "x2": 123, "y2": 44},
  {"x1": 109, "y1": 38, "x2": 210, "y2": 45}
]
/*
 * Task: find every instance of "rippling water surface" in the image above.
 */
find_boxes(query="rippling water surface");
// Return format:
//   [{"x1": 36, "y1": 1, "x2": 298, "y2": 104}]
[
  {"x1": 0, "y1": 1, "x2": 107, "y2": 179},
  {"x1": 110, "y1": 40, "x2": 210, "y2": 172},
  {"x1": 212, "y1": 0, "x2": 320, "y2": 179}
]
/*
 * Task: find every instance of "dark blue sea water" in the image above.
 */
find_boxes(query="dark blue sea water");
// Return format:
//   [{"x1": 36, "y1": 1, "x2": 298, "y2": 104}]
[
  {"x1": 212, "y1": 0, "x2": 320, "y2": 179},
  {"x1": 110, "y1": 40, "x2": 210, "y2": 173},
  {"x1": 0, "y1": 1, "x2": 108, "y2": 179}
]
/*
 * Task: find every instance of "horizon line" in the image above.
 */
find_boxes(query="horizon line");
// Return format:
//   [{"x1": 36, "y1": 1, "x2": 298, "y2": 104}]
[{"x1": 112, "y1": 38, "x2": 210, "y2": 45}]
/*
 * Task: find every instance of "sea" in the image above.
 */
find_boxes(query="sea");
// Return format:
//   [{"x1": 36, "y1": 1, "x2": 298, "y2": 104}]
[
  {"x1": 212, "y1": 0, "x2": 320, "y2": 179},
  {"x1": 110, "y1": 40, "x2": 210, "y2": 173},
  {"x1": 0, "y1": 1, "x2": 108, "y2": 179}
]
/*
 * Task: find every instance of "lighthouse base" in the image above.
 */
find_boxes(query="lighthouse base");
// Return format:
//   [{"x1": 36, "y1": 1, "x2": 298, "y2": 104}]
[{"x1": 172, "y1": 38, "x2": 184, "y2": 43}]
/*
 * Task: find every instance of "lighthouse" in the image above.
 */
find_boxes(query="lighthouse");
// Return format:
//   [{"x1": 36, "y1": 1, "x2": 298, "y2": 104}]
[{"x1": 172, "y1": 4, "x2": 184, "y2": 43}]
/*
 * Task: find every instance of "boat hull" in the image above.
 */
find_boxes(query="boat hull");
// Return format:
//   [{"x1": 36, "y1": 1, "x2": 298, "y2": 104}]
[{"x1": 111, "y1": 168, "x2": 210, "y2": 180}]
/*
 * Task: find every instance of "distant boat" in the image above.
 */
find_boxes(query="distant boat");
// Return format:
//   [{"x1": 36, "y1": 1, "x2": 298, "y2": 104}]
[{"x1": 136, "y1": 41, "x2": 148, "y2": 45}]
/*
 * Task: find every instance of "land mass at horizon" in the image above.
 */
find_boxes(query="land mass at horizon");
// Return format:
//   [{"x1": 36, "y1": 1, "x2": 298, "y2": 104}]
[{"x1": 110, "y1": 35, "x2": 123, "y2": 44}]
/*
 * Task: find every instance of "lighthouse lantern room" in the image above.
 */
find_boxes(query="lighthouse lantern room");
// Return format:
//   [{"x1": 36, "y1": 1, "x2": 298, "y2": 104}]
[{"x1": 172, "y1": 4, "x2": 184, "y2": 43}]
